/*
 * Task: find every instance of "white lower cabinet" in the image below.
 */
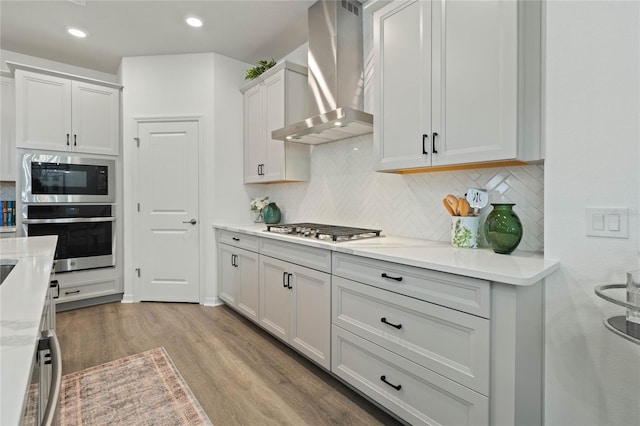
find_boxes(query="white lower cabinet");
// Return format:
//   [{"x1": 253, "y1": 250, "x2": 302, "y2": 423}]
[
  {"x1": 217, "y1": 230, "x2": 260, "y2": 322},
  {"x1": 213, "y1": 228, "x2": 544, "y2": 425},
  {"x1": 53, "y1": 268, "x2": 121, "y2": 305},
  {"x1": 333, "y1": 276, "x2": 490, "y2": 395},
  {"x1": 333, "y1": 326, "x2": 489, "y2": 426},
  {"x1": 218, "y1": 243, "x2": 260, "y2": 323},
  {"x1": 259, "y1": 254, "x2": 331, "y2": 370},
  {"x1": 332, "y1": 252, "x2": 491, "y2": 425}
]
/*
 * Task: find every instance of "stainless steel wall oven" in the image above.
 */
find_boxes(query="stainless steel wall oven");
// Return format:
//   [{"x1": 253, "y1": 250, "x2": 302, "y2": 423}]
[
  {"x1": 21, "y1": 152, "x2": 116, "y2": 273},
  {"x1": 23, "y1": 205, "x2": 115, "y2": 272}
]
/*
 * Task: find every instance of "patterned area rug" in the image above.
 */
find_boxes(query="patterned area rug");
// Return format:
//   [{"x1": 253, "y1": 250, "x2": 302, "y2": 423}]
[{"x1": 27, "y1": 347, "x2": 212, "y2": 425}]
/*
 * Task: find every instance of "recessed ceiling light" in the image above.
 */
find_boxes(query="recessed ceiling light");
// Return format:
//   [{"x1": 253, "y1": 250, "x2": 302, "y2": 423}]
[
  {"x1": 186, "y1": 16, "x2": 203, "y2": 28},
  {"x1": 67, "y1": 27, "x2": 87, "y2": 38}
]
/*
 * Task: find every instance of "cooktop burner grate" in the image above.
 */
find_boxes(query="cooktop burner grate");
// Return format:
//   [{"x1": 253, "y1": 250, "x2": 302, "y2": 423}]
[{"x1": 265, "y1": 222, "x2": 382, "y2": 242}]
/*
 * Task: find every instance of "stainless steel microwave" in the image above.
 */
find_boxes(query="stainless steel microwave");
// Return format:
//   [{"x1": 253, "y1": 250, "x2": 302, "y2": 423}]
[{"x1": 22, "y1": 153, "x2": 115, "y2": 204}]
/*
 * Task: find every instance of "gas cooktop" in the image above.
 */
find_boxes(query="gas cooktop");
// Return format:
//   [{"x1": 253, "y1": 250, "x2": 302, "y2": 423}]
[{"x1": 265, "y1": 223, "x2": 382, "y2": 242}]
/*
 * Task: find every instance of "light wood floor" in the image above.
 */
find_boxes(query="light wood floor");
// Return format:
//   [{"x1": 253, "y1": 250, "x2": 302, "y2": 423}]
[{"x1": 56, "y1": 302, "x2": 403, "y2": 425}]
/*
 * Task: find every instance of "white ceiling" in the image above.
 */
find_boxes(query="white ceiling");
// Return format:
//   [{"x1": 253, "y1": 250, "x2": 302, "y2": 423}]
[{"x1": 0, "y1": 0, "x2": 316, "y2": 75}]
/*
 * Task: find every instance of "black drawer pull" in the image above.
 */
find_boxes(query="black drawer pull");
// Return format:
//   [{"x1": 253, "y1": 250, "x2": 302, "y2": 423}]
[
  {"x1": 232, "y1": 237, "x2": 240, "y2": 241},
  {"x1": 380, "y1": 375, "x2": 402, "y2": 391},
  {"x1": 65, "y1": 290, "x2": 80, "y2": 295},
  {"x1": 380, "y1": 317, "x2": 402, "y2": 329},
  {"x1": 381, "y1": 273, "x2": 403, "y2": 282},
  {"x1": 50, "y1": 280, "x2": 60, "y2": 299}
]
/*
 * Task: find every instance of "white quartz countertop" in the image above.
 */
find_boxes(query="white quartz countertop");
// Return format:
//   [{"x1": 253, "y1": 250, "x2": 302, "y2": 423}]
[
  {"x1": 0, "y1": 236, "x2": 57, "y2": 426},
  {"x1": 213, "y1": 223, "x2": 559, "y2": 286}
]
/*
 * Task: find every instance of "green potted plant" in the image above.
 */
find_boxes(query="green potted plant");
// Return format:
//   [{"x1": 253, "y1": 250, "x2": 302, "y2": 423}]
[{"x1": 245, "y1": 59, "x2": 276, "y2": 80}]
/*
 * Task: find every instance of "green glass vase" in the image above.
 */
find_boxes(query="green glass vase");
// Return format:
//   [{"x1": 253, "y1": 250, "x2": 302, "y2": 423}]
[
  {"x1": 484, "y1": 203, "x2": 523, "y2": 255},
  {"x1": 262, "y1": 202, "x2": 281, "y2": 224}
]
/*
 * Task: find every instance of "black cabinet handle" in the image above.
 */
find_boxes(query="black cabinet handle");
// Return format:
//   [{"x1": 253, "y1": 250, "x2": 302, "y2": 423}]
[
  {"x1": 231, "y1": 254, "x2": 238, "y2": 267},
  {"x1": 283, "y1": 272, "x2": 288, "y2": 288},
  {"x1": 50, "y1": 280, "x2": 60, "y2": 299},
  {"x1": 380, "y1": 317, "x2": 402, "y2": 329},
  {"x1": 432, "y1": 132, "x2": 438, "y2": 154},
  {"x1": 422, "y1": 134, "x2": 429, "y2": 155},
  {"x1": 66, "y1": 134, "x2": 70, "y2": 146},
  {"x1": 381, "y1": 273, "x2": 403, "y2": 282},
  {"x1": 74, "y1": 134, "x2": 77, "y2": 146},
  {"x1": 380, "y1": 375, "x2": 402, "y2": 391},
  {"x1": 287, "y1": 273, "x2": 293, "y2": 289},
  {"x1": 65, "y1": 290, "x2": 80, "y2": 295},
  {"x1": 232, "y1": 237, "x2": 240, "y2": 241}
]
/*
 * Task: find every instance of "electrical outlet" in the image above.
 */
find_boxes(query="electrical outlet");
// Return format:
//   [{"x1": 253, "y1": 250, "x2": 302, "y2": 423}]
[{"x1": 585, "y1": 208, "x2": 629, "y2": 238}]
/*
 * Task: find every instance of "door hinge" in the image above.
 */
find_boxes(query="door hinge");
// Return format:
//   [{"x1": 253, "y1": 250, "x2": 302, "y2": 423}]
[
  {"x1": 135, "y1": 268, "x2": 140, "y2": 277},
  {"x1": 134, "y1": 137, "x2": 140, "y2": 147},
  {"x1": 137, "y1": 203, "x2": 140, "y2": 212}
]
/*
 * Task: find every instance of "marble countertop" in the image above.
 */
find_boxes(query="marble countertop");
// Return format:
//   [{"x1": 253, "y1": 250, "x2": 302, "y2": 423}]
[
  {"x1": 213, "y1": 223, "x2": 559, "y2": 286},
  {"x1": 0, "y1": 236, "x2": 57, "y2": 426}
]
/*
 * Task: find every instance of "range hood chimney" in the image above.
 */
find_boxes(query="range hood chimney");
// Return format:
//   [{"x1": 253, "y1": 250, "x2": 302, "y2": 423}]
[{"x1": 271, "y1": 0, "x2": 373, "y2": 145}]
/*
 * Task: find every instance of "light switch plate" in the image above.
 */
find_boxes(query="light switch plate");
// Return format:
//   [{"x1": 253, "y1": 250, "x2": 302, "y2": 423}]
[{"x1": 586, "y1": 208, "x2": 629, "y2": 238}]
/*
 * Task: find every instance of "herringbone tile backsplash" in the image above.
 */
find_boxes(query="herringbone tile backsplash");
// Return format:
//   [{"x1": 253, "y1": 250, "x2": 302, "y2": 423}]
[{"x1": 248, "y1": 135, "x2": 544, "y2": 252}]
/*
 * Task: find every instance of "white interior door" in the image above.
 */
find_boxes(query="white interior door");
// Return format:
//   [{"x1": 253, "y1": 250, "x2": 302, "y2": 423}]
[{"x1": 137, "y1": 120, "x2": 200, "y2": 302}]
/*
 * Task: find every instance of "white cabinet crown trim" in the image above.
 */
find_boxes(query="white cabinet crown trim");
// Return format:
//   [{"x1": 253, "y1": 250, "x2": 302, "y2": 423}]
[{"x1": 6, "y1": 62, "x2": 122, "y2": 90}]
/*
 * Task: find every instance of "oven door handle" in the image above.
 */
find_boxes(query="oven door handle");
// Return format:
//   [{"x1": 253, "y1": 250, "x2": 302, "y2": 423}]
[
  {"x1": 40, "y1": 329, "x2": 62, "y2": 426},
  {"x1": 23, "y1": 217, "x2": 116, "y2": 225}
]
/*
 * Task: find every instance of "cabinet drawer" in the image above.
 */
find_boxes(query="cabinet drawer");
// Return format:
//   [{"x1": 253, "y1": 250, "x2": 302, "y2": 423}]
[
  {"x1": 332, "y1": 326, "x2": 488, "y2": 426},
  {"x1": 55, "y1": 278, "x2": 121, "y2": 303},
  {"x1": 333, "y1": 276, "x2": 489, "y2": 395},
  {"x1": 332, "y1": 252, "x2": 490, "y2": 318},
  {"x1": 260, "y1": 237, "x2": 331, "y2": 273},
  {"x1": 218, "y1": 229, "x2": 259, "y2": 252}
]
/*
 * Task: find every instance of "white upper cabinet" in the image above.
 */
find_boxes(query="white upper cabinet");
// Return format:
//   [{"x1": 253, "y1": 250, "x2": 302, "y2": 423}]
[
  {"x1": 373, "y1": 0, "x2": 542, "y2": 172},
  {"x1": 241, "y1": 61, "x2": 310, "y2": 183},
  {"x1": 1, "y1": 76, "x2": 16, "y2": 181},
  {"x1": 14, "y1": 66, "x2": 121, "y2": 156}
]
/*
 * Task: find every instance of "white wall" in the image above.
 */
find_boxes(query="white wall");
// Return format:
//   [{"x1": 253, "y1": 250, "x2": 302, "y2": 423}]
[
  {"x1": 544, "y1": 2, "x2": 640, "y2": 425},
  {"x1": 120, "y1": 52, "x2": 249, "y2": 305}
]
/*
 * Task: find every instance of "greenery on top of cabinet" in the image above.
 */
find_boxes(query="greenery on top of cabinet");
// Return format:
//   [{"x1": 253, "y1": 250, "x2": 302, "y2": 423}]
[{"x1": 245, "y1": 59, "x2": 276, "y2": 80}]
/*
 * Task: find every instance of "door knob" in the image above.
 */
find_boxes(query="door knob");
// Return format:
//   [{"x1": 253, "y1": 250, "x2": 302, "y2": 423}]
[{"x1": 182, "y1": 219, "x2": 197, "y2": 225}]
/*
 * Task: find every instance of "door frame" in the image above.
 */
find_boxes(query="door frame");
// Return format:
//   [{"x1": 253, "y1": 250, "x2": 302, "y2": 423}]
[{"x1": 126, "y1": 115, "x2": 206, "y2": 303}]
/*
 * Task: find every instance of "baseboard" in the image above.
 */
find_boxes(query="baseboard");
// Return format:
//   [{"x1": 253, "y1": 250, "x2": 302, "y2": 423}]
[{"x1": 203, "y1": 296, "x2": 223, "y2": 307}]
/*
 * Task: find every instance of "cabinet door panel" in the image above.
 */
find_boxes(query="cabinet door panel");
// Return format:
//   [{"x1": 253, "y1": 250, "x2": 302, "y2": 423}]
[
  {"x1": 432, "y1": 0, "x2": 518, "y2": 165},
  {"x1": 259, "y1": 255, "x2": 290, "y2": 341},
  {"x1": 237, "y1": 249, "x2": 259, "y2": 322},
  {"x1": 1, "y1": 77, "x2": 16, "y2": 181},
  {"x1": 290, "y1": 264, "x2": 330, "y2": 370},
  {"x1": 333, "y1": 276, "x2": 489, "y2": 394},
  {"x1": 262, "y1": 71, "x2": 286, "y2": 181},
  {"x1": 375, "y1": 0, "x2": 431, "y2": 171},
  {"x1": 71, "y1": 81, "x2": 119, "y2": 155},
  {"x1": 243, "y1": 84, "x2": 263, "y2": 183},
  {"x1": 218, "y1": 244, "x2": 237, "y2": 306},
  {"x1": 332, "y1": 326, "x2": 489, "y2": 426},
  {"x1": 16, "y1": 71, "x2": 71, "y2": 151}
]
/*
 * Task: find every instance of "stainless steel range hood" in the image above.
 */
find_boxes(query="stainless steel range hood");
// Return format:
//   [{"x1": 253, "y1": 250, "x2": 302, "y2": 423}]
[{"x1": 271, "y1": 0, "x2": 373, "y2": 145}]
